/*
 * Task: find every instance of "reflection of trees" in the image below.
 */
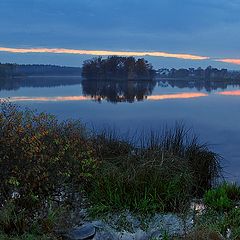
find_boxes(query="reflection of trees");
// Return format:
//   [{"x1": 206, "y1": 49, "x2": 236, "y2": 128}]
[
  {"x1": 81, "y1": 80, "x2": 156, "y2": 103},
  {"x1": 0, "y1": 77, "x2": 82, "y2": 91},
  {"x1": 161, "y1": 80, "x2": 240, "y2": 93}
]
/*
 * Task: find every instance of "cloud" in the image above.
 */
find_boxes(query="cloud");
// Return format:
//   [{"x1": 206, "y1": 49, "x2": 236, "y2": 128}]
[
  {"x1": 0, "y1": 47, "x2": 209, "y2": 60},
  {"x1": 215, "y1": 59, "x2": 240, "y2": 65}
]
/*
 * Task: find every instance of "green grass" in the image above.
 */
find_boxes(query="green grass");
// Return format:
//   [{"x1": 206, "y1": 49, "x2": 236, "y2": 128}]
[{"x1": 204, "y1": 182, "x2": 240, "y2": 212}]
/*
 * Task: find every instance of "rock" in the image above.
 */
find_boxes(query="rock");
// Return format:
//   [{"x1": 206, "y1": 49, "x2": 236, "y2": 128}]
[
  {"x1": 150, "y1": 229, "x2": 162, "y2": 239},
  {"x1": 148, "y1": 213, "x2": 193, "y2": 237},
  {"x1": 118, "y1": 231, "x2": 135, "y2": 240},
  {"x1": 117, "y1": 230, "x2": 147, "y2": 240},
  {"x1": 93, "y1": 230, "x2": 117, "y2": 240},
  {"x1": 135, "y1": 229, "x2": 148, "y2": 240},
  {"x1": 66, "y1": 223, "x2": 96, "y2": 240}
]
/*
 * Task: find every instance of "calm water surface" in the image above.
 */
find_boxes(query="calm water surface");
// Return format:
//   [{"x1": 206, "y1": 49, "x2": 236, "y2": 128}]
[{"x1": 1, "y1": 77, "x2": 240, "y2": 181}]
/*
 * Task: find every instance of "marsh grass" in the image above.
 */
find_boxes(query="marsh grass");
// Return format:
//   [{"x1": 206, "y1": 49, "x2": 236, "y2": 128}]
[{"x1": 89, "y1": 125, "x2": 222, "y2": 214}]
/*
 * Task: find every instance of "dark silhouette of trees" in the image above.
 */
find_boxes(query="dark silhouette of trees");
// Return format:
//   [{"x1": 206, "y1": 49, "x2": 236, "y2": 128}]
[
  {"x1": 156, "y1": 66, "x2": 233, "y2": 80},
  {"x1": 0, "y1": 63, "x2": 16, "y2": 79},
  {"x1": 14, "y1": 64, "x2": 82, "y2": 76},
  {"x1": 82, "y1": 56, "x2": 156, "y2": 80},
  {"x1": 0, "y1": 63, "x2": 82, "y2": 80}
]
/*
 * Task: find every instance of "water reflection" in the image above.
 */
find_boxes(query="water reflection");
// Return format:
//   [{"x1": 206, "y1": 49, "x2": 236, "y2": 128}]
[
  {"x1": 218, "y1": 90, "x2": 240, "y2": 96},
  {"x1": 2, "y1": 77, "x2": 240, "y2": 103},
  {"x1": 9, "y1": 96, "x2": 91, "y2": 102},
  {"x1": 81, "y1": 80, "x2": 156, "y2": 103},
  {"x1": 0, "y1": 76, "x2": 82, "y2": 91},
  {"x1": 8, "y1": 93, "x2": 208, "y2": 102},
  {"x1": 162, "y1": 79, "x2": 240, "y2": 92},
  {"x1": 147, "y1": 92, "x2": 208, "y2": 100}
]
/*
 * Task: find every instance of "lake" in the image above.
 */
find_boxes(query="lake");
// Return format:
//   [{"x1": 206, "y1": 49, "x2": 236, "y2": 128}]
[{"x1": 1, "y1": 76, "x2": 240, "y2": 182}]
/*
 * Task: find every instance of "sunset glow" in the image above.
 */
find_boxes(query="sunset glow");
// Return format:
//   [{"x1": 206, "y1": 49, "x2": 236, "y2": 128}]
[
  {"x1": 216, "y1": 59, "x2": 240, "y2": 65},
  {"x1": 0, "y1": 47, "x2": 209, "y2": 60}
]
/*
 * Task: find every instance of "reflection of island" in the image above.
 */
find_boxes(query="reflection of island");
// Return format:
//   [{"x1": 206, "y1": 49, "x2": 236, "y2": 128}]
[
  {"x1": 159, "y1": 79, "x2": 240, "y2": 93},
  {"x1": 81, "y1": 80, "x2": 156, "y2": 103}
]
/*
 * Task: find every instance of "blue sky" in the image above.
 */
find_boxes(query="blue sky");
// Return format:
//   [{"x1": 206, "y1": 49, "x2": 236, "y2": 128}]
[{"x1": 0, "y1": 0, "x2": 240, "y2": 69}]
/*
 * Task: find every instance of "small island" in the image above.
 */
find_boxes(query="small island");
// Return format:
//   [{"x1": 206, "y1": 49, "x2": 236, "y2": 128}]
[{"x1": 82, "y1": 56, "x2": 156, "y2": 81}]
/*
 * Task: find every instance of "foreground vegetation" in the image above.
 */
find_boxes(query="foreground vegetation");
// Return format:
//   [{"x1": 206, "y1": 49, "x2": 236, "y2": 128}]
[{"x1": 1, "y1": 100, "x2": 239, "y2": 239}]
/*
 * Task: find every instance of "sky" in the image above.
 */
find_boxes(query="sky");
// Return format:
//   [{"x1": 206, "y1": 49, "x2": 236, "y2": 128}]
[{"x1": 0, "y1": 0, "x2": 240, "y2": 69}]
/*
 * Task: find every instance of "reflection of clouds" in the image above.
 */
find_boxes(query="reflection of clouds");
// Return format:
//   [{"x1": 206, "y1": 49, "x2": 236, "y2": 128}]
[
  {"x1": 6, "y1": 96, "x2": 92, "y2": 102},
  {"x1": 4, "y1": 92, "x2": 208, "y2": 102},
  {"x1": 218, "y1": 90, "x2": 240, "y2": 96},
  {"x1": 147, "y1": 92, "x2": 208, "y2": 100},
  {"x1": 0, "y1": 47, "x2": 208, "y2": 60}
]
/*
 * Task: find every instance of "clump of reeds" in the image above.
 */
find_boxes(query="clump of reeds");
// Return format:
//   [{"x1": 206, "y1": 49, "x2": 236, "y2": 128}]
[{"x1": 89, "y1": 124, "x2": 222, "y2": 214}]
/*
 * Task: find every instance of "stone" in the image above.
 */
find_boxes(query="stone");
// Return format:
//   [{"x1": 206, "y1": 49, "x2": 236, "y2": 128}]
[
  {"x1": 67, "y1": 223, "x2": 96, "y2": 240},
  {"x1": 93, "y1": 230, "x2": 117, "y2": 240},
  {"x1": 150, "y1": 229, "x2": 162, "y2": 239},
  {"x1": 135, "y1": 229, "x2": 148, "y2": 240}
]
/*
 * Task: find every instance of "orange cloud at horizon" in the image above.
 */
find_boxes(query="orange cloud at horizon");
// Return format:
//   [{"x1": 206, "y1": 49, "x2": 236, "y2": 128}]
[
  {"x1": 0, "y1": 47, "x2": 209, "y2": 60},
  {"x1": 215, "y1": 59, "x2": 240, "y2": 65},
  {"x1": 147, "y1": 92, "x2": 208, "y2": 100},
  {"x1": 218, "y1": 90, "x2": 240, "y2": 96}
]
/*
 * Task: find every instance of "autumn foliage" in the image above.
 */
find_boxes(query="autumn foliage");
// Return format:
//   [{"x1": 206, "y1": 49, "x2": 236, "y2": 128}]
[{"x1": 0, "y1": 101, "x2": 96, "y2": 234}]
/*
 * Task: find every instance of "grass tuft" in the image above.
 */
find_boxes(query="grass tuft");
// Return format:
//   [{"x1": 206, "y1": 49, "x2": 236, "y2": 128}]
[{"x1": 89, "y1": 124, "x2": 221, "y2": 214}]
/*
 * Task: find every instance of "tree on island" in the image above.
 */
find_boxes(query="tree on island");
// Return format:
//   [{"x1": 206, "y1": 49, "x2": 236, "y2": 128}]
[{"x1": 82, "y1": 56, "x2": 156, "y2": 80}]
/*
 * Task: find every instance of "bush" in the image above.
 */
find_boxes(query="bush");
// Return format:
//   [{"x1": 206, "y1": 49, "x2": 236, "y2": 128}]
[{"x1": 0, "y1": 101, "x2": 97, "y2": 235}]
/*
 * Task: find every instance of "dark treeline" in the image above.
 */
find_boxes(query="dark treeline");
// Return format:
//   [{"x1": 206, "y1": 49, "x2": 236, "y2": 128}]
[
  {"x1": 82, "y1": 56, "x2": 156, "y2": 80},
  {"x1": 157, "y1": 66, "x2": 240, "y2": 80},
  {"x1": 0, "y1": 63, "x2": 82, "y2": 80},
  {"x1": 0, "y1": 63, "x2": 15, "y2": 79},
  {"x1": 82, "y1": 80, "x2": 156, "y2": 103},
  {"x1": 14, "y1": 64, "x2": 82, "y2": 76}
]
